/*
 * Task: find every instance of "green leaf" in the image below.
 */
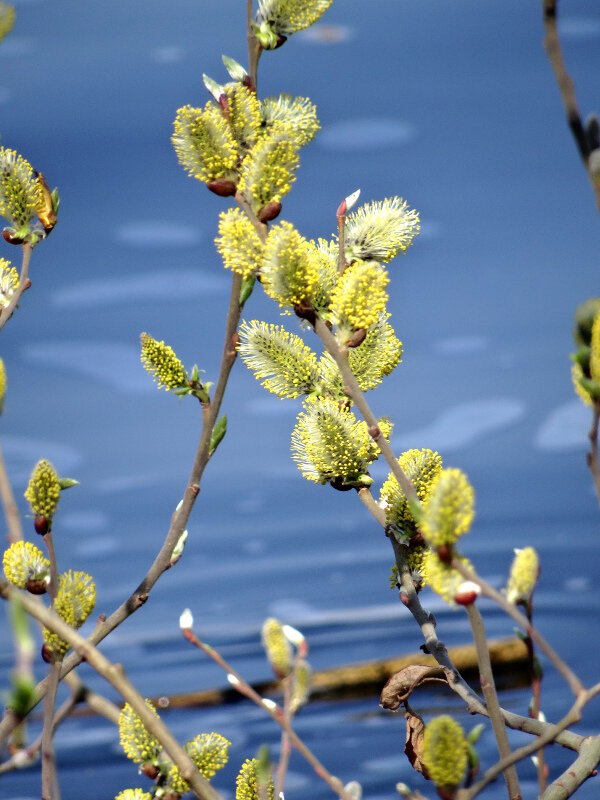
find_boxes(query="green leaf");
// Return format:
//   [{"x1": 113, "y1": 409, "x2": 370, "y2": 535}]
[
  {"x1": 222, "y1": 54, "x2": 248, "y2": 81},
  {"x1": 209, "y1": 415, "x2": 227, "y2": 456},
  {"x1": 239, "y1": 275, "x2": 256, "y2": 308},
  {"x1": 578, "y1": 376, "x2": 600, "y2": 400},
  {"x1": 58, "y1": 478, "x2": 79, "y2": 490}
]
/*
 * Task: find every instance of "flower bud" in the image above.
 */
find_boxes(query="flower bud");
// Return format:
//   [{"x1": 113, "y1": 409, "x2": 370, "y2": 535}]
[{"x1": 422, "y1": 715, "x2": 468, "y2": 790}]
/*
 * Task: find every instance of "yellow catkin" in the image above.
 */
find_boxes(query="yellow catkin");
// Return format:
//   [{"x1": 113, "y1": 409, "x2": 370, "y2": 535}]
[
  {"x1": 236, "y1": 758, "x2": 274, "y2": 800},
  {"x1": 421, "y1": 468, "x2": 475, "y2": 546},
  {"x1": 422, "y1": 715, "x2": 468, "y2": 789},
  {"x1": 262, "y1": 617, "x2": 292, "y2": 676},
  {"x1": 24, "y1": 459, "x2": 61, "y2": 520},
  {"x1": 140, "y1": 332, "x2": 188, "y2": 391},
  {"x1": 3, "y1": 540, "x2": 50, "y2": 588},
  {"x1": 505, "y1": 547, "x2": 539, "y2": 604},
  {"x1": 330, "y1": 260, "x2": 389, "y2": 331}
]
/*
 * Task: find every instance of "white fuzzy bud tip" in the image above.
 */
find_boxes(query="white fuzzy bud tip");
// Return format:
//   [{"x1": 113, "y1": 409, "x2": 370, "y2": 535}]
[
  {"x1": 227, "y1": 673, "x2": 240, "y2": 687},
  {"x1": 262, "y1": 697, "x2": 277, "y2": 711},
  {"x1": 453, "y1": 580, "x2": 481, "y2": 606},
  {"x1": 179, "y1": 608, "x2": 194, "y2": 630},
  {"x1": 281, "y1": 624, "x2": 305, "y2": 646},
  {"x1": 345, "y1": 189, "x2": 361, "y2": 211}
]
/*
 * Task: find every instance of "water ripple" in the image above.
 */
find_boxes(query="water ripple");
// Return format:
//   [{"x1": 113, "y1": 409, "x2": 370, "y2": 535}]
[{"x1": 392, "y1": 398, "x2": 525, "y2": 453}]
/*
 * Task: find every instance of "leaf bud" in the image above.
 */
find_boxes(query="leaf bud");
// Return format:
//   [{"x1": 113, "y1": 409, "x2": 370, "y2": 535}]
[
  {"x1": 257, "y1": 200, "x2": 282, "y2": 223},
  {"x1": 206, "y1": 179, "x2": 238, "y2": 197},
  {"x1": 453, "y1": 580, "x2": 480, "y2": 606}
]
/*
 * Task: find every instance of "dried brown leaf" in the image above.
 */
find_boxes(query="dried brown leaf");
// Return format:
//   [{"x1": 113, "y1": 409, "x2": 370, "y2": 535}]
[
  {"x1": 404, "y1": 710, "x2": 429, "y2": 778},
  {"x1": 380, "y1": 664, "x2": 445, "y2": 710}
]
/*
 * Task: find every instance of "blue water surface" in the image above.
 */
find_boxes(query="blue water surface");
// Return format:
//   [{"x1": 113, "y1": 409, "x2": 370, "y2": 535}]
[{"x1": 1, "y1": 0, "x2": 599, "y2": 798}]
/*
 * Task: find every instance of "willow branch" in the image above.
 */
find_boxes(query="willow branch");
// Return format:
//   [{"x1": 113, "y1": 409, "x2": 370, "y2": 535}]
[
  {"x1": 0, "y1": 244, "x2": 33, "y2": 332},
  {"x1": 356, "y1": 493, "x2": 583, "y2": 751},
  {"x1": 40, "y1": 663, "x2": 61, "y2": 800},
  {"x1": 0, "y1": 439, "x2": 23, "y2": 544},
  {"x1": 452, "y1": 559, "x2": 584, "y2": 697},
  {"x1": 541, "y1": 734, "x2": 600, "y2": 800},
  {"x1": 459, "y1": 684, "x2": 600, "y2": 800},
  {"x1": 182, "y1": 627, "x2": 354, "y2": 800},
  {"x1": 586, "y1": 400, "x2": 600, "y2": 509},
  {"x1": 313, "y1": 318, "x2": 418, "y2": 503},
  {"x1": 542, "y1": 0, "x2": 600, "y2": 212},
  {"x1": 0, "y1": 579, "x2": 223, "y2": 800},
  {"x1": 247, "y1": 0, "x2": 262, "y2": 88},
  {"x1": 0, "y1": 271, "x2": 244, "y2": 749},
  {"x1": 464, "y1": 604, "x2": 521, "y2": 800}
]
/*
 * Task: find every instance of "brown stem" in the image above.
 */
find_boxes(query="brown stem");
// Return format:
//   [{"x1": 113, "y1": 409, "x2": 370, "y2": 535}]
[
  {"x1": 182, "y1": 628, "x2": 354, "y2": 800},
  {"x1": 524, "y1": 595, "x2": 547, "y2": 794},
  {"x1": 541, "y1": 735, "x2": 600, "y2": 800},
  {"x1": 0, "y1": 271, "x2": 244, "y2": 749},
  {"x1": 0, "y1": 244, "x2": 33, "y2": 332},
  {"x1": 542, "y1": 0, "x2": 600, "y2": 212},
  {"x1": 586, "y1": 400, "x2": 600, "y2": 509},
  {"x1": 452, "y1": 559, "x2": 585, "y2": 698},
  {"x1": 247, "y1": 0, "x2": 262, "y2": 88},
  {"x1": 274, "y1": 674, "x2": 293, "y2": 798},
  {"x1": 41, "y1": 662, "x2": 61, "y2": 800},
  {"x1": 0, "y1": 439, "x2": 23, "y2": 544},
  {"x1": 360, "y1": 498, "x2": 583, "y2": 751},
  {"x1": 337, "y1": 214, "x2": 346, "y2": 275},
  {"x1": 313, "y1": 318, "x2": 418, "y2": 503},
  {"x1": 43, "y1": 531, "x2": 59, "y2": 602},
  {"x1": 464, "y1": 604, "x2": 521, "y2": 800},
  {"x1": 458, "y1": 684, "x2": 600, "y2": 800},
  {"x1": 0, "y1": 579, "x2": 222, "y2": 800}
]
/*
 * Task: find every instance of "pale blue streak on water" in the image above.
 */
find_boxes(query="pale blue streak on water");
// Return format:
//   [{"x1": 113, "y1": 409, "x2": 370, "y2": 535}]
[{"x1": 1, "y1": 0, "x2": 600, "y2": 798}]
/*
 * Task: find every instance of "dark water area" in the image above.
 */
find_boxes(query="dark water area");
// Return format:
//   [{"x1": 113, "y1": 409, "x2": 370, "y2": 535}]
[{"x1": 1, "y1": 0, "x2": 600, "y2": 798}]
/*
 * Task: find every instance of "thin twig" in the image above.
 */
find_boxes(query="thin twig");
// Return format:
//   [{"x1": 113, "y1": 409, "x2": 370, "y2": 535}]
[
  {"x1": 247, "y1": 0, "x2": 262, "y2": 88},
  {"x1": 40, "y1": 529, "x2": 60, "y2": 799},
  {"x1": 182, "y1": 626, "x2": 354, "y2": 800},
  {"x1": 0, "y1": 579, "x2": 222, "y2": 800},
  {"x1": 274, "y1": 674, "x2": 293, "y2": 798},
  {"x1": 464, "y1": 603, "x2": 521, "y2": 800},
  {"x1": 0, "y1": 244, "x2": 33, "y2": 332},
  {"x1": 356, "y1": 487, "x2": 386, "y2": 526},
  {"x1": 541, "y1": 734, "x2": 600, "y2": 800},
  {"x1": 40, "y1": 663, "x2": 61, "y2": 800},
  {"x1": 313, "y1": 318, "x2": 418, "y2": 503},
  {"x1": 452, "y1": 559, "x2": 585, "y2": 698},
  {"x1": 542, "y1": 0, "x2": 600, "y2": 212},
  {"x1": 586, "y1": 400, "x2": 600, "y2": 509},
  {"x1": 0, "y1": 438, "x2": 23, "y2": 544},
  {"x1": 524, "y1": 593, "x2": 547, "y2": 794},
  {"x1": 358, "y1": 495, "x2": 583, "y2": 751},
  {"x1": 0, "y1": 272, "x2": 244, "y2": 748},
  {"x1": 458, "y1": 684, "x2": 600, "y2": 800}
]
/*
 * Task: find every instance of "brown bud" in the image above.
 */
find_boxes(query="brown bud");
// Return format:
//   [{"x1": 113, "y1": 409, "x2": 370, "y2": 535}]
[
  {"x1": 34, "y1": 515, "x2": 49, "y2": 536},
  {"x1": 436, "y1": 544, "x2": 453, "y2": 564},
  {"x1": 218, "y1": 94, "x2": 230, "y2": 116},
  {"x1": 292, "y1": 302, "x2": 317, "y2": 326},
  {"x1": 346, "y1": 328, "x2": 367, "y2": 348},
  {"x1": 26, "y1": 579, "x2": 48, "y2": 595},
  {"x1": 140, "y1": 762, "x2": 159, "y2": 780},
  {"x1": 41, "y1": 644, "x2": 55, "y2": 664},
  {"x1": 242, "y1": 75, "x2": 256, "y2": 93},
  {"x1": 367, "y1": 424, "x2": 381, "y2": 440},
  {"x1": 274, "y1": 34, "x2": 287, "y2": 49},
  {"x1": 2, "y1": 230, "x2": 25, "y2": 245},
  {"x1": 206, "y1": 179, "x2": 237, "y2": 197},
  {"x1": 257, "y1": 200, "x2": 282, "y2": 223},
  {"x1": 454, "y1": 581, "x2": 480, "y2": 606},
  {"x1": 329, "y1": 477, "x2": 353, "y2": 492}
]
